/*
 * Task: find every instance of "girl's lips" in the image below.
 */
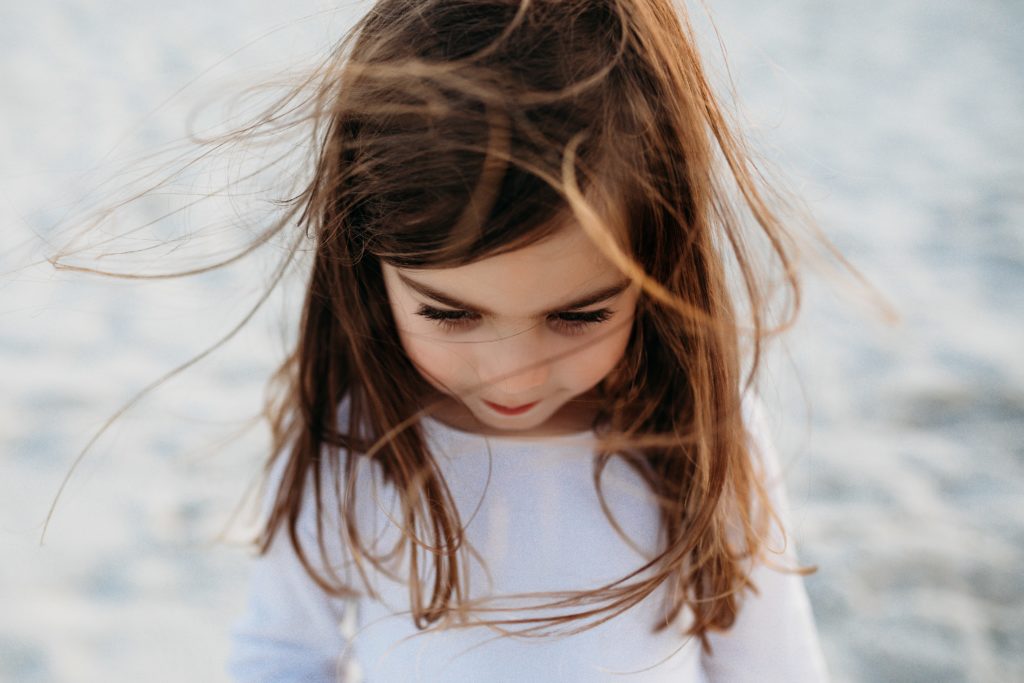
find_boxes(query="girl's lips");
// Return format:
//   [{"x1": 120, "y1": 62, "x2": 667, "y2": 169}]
[{"x1": 483, "y1": 399, "x2": 539, "y2": 416}]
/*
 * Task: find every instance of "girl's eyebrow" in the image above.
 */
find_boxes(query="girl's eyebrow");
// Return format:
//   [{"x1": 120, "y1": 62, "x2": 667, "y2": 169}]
[{"x1": 397, "y1": 272, "x2": 632, "y2": 317}]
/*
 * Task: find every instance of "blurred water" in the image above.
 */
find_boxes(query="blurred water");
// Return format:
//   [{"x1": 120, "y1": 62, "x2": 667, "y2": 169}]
[{"x1": 1, "y1": 1, "x2": 1021, "y2": 681}]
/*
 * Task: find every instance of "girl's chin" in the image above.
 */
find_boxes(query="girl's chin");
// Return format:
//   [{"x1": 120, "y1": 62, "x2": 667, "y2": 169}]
[{"x1": 423, "y1": 389, "x2": 597, "y2": 437}]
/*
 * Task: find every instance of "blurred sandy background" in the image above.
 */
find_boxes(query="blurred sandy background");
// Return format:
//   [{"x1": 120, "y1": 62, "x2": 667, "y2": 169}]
[{"x1": 2, "y1": 1, "x2": 1021, "y2": 681}]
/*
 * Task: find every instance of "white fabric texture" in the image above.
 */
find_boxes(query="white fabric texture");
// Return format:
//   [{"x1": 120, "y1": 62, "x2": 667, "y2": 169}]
[{"x1": 226, "y1": 392, "x2": 829, "y2": 682}]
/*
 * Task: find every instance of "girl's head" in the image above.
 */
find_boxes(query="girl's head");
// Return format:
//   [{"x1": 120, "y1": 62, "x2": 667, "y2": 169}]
[
  {"x1": 292, "y1": 0, "x2": 787, "y2": 434},
  {"x1": 249, "y1": 0, "x2": 806, "y2": 648}
]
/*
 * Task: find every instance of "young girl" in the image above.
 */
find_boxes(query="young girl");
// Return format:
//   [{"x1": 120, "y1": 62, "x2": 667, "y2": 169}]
[{"x1": 221, "y1": 0, "x2": 831, "y2": 680}]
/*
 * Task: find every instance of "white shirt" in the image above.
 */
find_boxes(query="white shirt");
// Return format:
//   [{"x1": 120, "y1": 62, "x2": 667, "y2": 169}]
[{"x1": 226, "y1": 392, "x2": 829, "y2": 682}]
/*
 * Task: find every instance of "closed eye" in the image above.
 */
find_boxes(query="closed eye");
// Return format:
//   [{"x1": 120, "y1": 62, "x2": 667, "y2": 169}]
[{"x1": 415, "y1": 305, "x2": 613, "y2": 336}]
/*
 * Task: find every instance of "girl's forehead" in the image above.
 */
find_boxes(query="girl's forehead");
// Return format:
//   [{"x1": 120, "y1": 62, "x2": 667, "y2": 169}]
[{"x1": 456, "y1": 224, "x2": 610, "y2": 274}]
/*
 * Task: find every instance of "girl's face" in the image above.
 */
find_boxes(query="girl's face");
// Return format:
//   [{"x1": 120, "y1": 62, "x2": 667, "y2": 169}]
[{"x1": 382, "y1": 223, "x2": 641, "y2": 436}]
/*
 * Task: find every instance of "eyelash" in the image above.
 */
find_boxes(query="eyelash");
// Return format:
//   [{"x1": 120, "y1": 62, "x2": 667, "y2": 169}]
[{"x1": 415, "y1": 305, "x2": 614, "y2": 336}]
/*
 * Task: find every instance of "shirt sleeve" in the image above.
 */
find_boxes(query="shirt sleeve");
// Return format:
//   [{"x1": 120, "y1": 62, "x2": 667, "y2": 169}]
[
  {"x1": 700, "y1": 392, "x2": 830, "y2": 683},
  {"x1": 225, "y1": 452, "x2": 361, "y2": 683}
]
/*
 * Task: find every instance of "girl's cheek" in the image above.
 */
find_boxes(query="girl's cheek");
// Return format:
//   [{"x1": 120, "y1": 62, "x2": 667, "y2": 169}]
[
  {"x1": 581, "y1": 324, "x2": 632, "y2": 380},
  {"x1": 400, "y1": 332, "x2": 472, "y2": 389}
]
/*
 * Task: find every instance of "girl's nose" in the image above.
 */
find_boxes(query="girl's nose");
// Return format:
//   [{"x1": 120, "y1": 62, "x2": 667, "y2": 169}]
[
  {"x1": 495, "y1": 359, "x2": 549, "y2": 397},
  {"x1": 481, "y1": 331, "x2": 551, "y2": 396}
]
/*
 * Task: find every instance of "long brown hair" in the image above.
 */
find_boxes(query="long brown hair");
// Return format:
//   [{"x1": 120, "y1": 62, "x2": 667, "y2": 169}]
[
  {"x1": 45, "y1": 0, "x2": 854, "y2": 653},
  {"x1": 249, "y1": 0, "x2": 818, "y2": 651}
]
